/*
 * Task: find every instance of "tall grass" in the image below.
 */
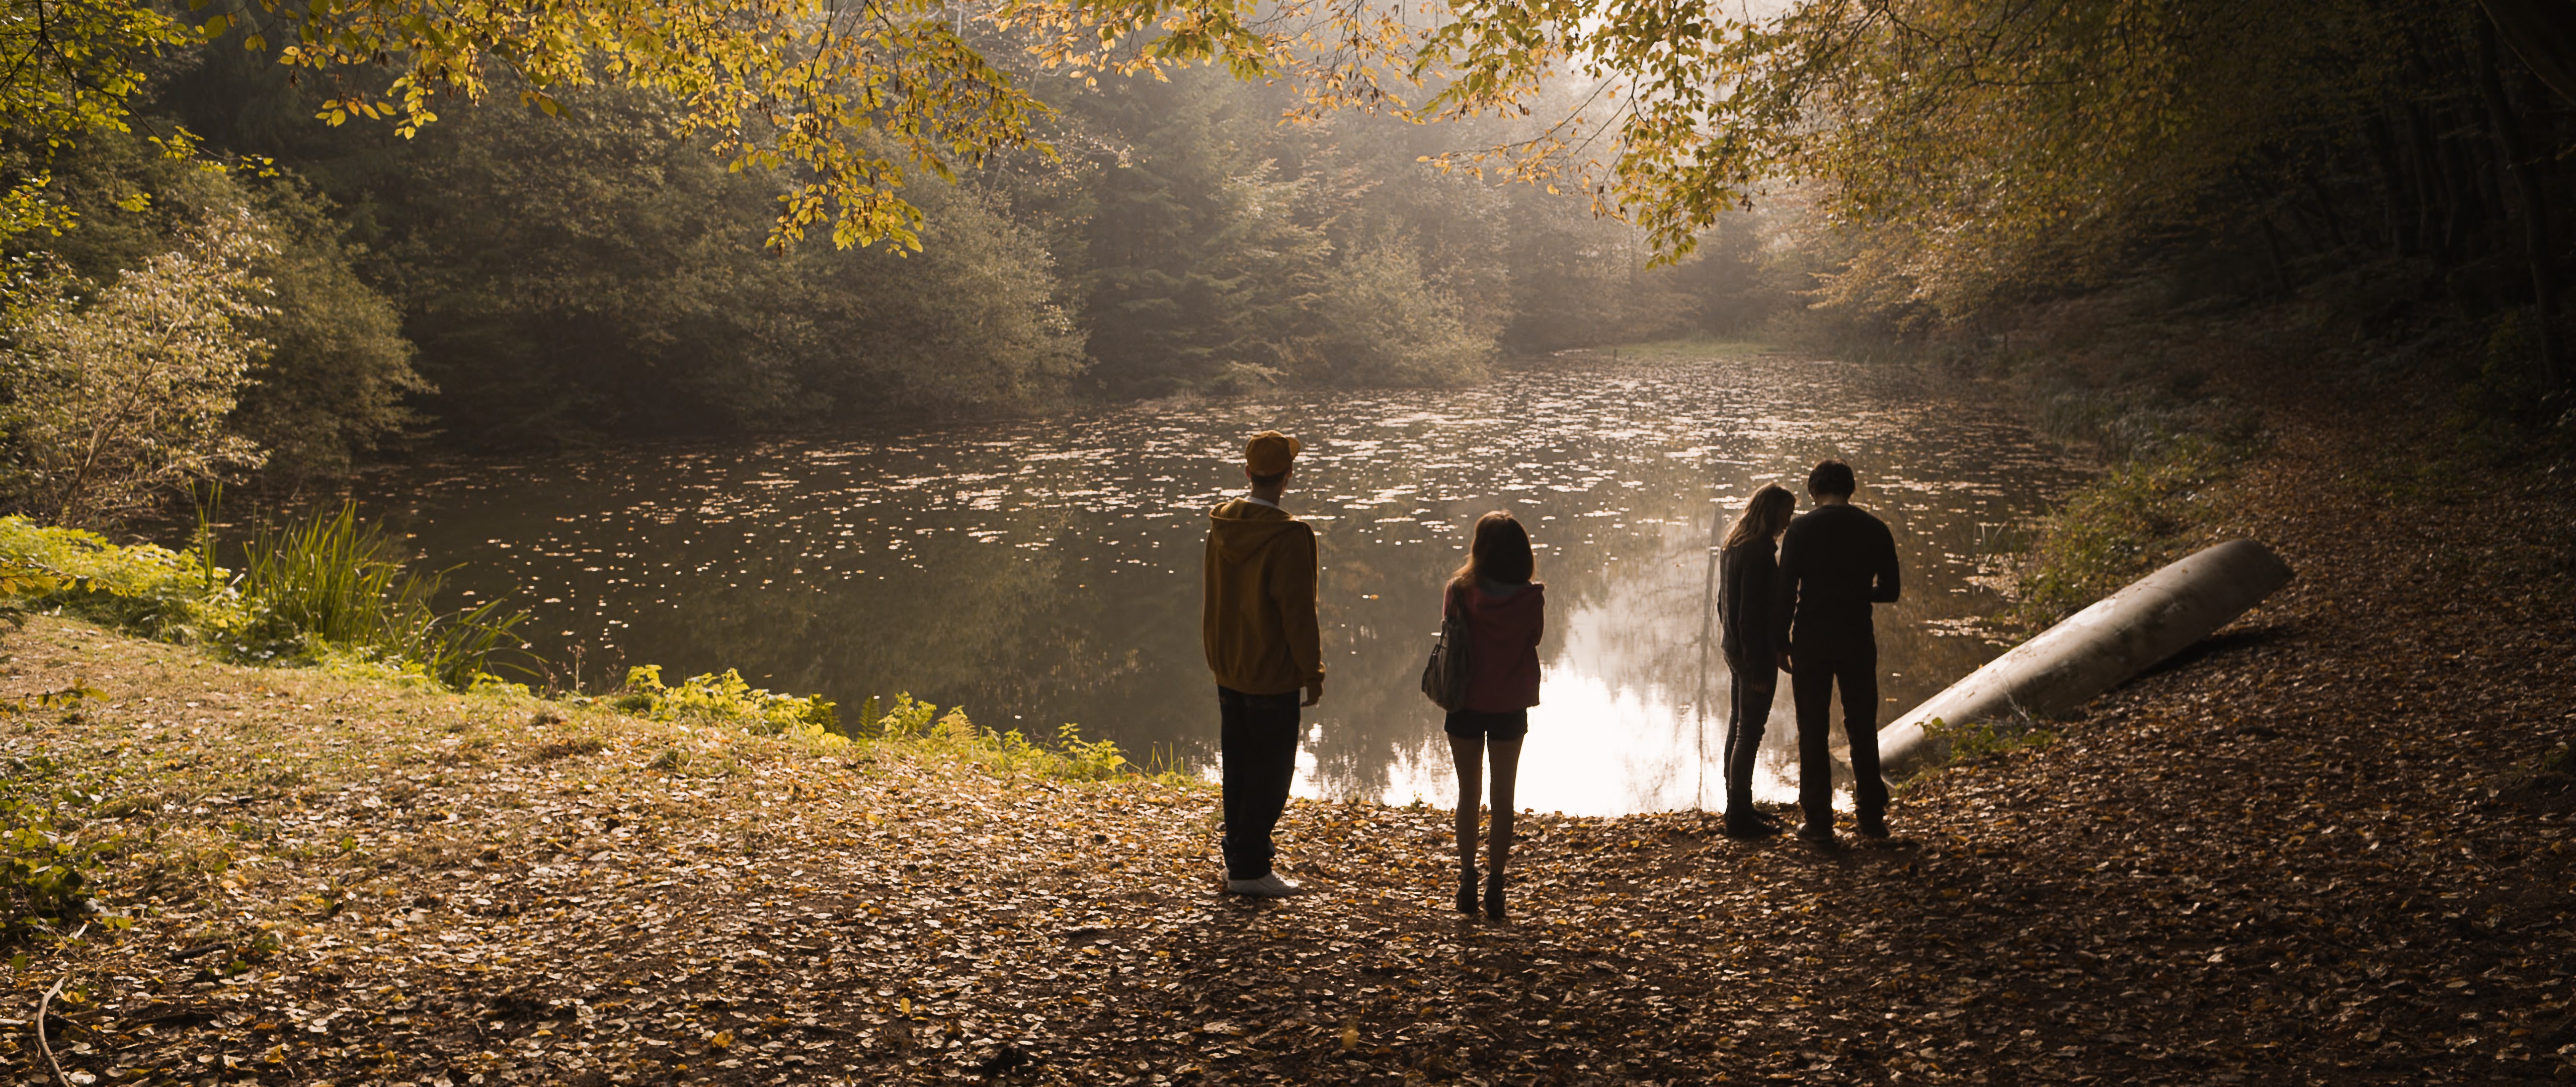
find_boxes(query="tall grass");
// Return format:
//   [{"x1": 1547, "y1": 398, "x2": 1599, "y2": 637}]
[{"x1": 240, "y1": 503, "x2": 531, "y2": 688}]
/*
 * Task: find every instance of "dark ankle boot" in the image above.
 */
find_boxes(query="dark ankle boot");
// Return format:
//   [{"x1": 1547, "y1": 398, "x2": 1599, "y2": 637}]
[
  {"x1": 1724, "y1": 810, "x2": 1782, "y2": 838},
  {"x1": 1483, "y1": 871, "x2": 1507, "y2": 920},
  {"x1": 1455, "y1": 867, "x2": 1478, "y2": 913}
]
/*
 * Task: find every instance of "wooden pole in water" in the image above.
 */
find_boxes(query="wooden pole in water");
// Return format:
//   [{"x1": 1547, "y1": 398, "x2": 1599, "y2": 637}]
[{"x1": 1692, "y1": 484, "x2": 1725, "y2": 810}]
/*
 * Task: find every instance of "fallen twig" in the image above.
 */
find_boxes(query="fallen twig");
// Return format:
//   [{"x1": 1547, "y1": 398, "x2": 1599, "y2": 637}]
[
  {"x1": 31, "y1": 921, "x2": 90, "y2": 1087},
  {"x1": 167, "y1": 942, "x2": 228, "y2": 962},
  {"x1": 36, "y1": 976, "x2": 68, "y2": 1087}
]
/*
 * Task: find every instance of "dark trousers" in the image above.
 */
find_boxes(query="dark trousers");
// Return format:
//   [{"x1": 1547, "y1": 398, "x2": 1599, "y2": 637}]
[
  {"x1": 1218, "y1": 686, "x2": 1302, "y2": 879},
  {"x1": 1722, "y1": 659, "x2": 1775, "y2": 822},
  {"x1": 1791, "y1": 648, "x2": 1888, "y2": 829}
]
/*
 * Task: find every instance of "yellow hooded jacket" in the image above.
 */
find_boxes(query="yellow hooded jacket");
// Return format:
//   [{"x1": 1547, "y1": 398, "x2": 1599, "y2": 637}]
[{"x1": 1201, "y1": 499, "x2": 1324, "y2": 695}]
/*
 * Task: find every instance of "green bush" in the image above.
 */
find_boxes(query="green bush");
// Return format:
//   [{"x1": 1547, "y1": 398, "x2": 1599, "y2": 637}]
[
  {"x1": 858, "y1": 695, "x2": 1132, "y2": 781},
  {"x1": 0, "y1": 508, "x2": 527, "y2": 691},
  {"x1": 0, "y1": 802, "x2": 104, "y2": 943},
  {"x1": 0, "y1": 515, "x2": 250, "y2": 641},
  {"x1": 618, "y1": 664, "x2": 839, "y2": 739},
  {"x1": 622, "y1": 679, "x2": 1136, "y2": 782}
]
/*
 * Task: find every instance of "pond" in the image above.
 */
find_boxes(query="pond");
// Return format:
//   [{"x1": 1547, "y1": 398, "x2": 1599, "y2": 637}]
[{"x1": 357, "y1": 352, "x2": 2089, "y2": 816}]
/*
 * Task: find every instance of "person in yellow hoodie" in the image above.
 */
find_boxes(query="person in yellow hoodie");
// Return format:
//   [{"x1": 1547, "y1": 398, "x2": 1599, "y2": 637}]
[{"x1": 1202, "y1": 429, "x2": 1324, "y2": 897}]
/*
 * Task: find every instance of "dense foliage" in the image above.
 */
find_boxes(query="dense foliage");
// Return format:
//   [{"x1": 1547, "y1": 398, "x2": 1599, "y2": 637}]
[
  {"x1": 135, "y1": 50, "x2": 1763, "y2": 451},
  {"x1": 1425, "y1": 0, "x2": 2576, "y2": 404},
  {"x1": 0, "y1": 12, "x2": 1785, "y2": 520},
  {"x1": 25, "y1": 0, "x2": 2561, "y2": 527}
]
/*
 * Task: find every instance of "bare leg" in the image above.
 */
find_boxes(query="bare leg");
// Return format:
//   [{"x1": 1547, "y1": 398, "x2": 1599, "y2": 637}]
[
  {"x1": 1448, "y1": 732, "x2": 1485, "y2": 871},
  {"x1": 1486, "y1": 738, "x2": 1523, "y2": 879}
]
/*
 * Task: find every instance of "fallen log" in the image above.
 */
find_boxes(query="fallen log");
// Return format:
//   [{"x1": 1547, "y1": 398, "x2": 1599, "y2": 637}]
[{"x1": 1878, "y1": 538, "x2": 2295, "y2": 778}]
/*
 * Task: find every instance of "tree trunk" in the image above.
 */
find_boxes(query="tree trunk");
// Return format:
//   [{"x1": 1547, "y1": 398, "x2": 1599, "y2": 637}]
[
  {"x1": 2367, "y1": 113, "x2": 2420, "y2": 255},
  {"x1": 2438, "y1": 118, "x2": 2483, "y2": 257},
  {"x1": 2477, "y1": 0, "x2": 2576, "y2": 105},
  {"x1": 2403, "y1": 103, "x2": 2450, "y2": 259},
  {"x1": 2261, "y1": 216, "x2": 2295, "y2": 295},
  {"x1": 2477, "y1": 16, "x2": 2567, "y2": 394},
  {"x1": 2307, "y1": 174, "x2": 2350, "y2": 253}
]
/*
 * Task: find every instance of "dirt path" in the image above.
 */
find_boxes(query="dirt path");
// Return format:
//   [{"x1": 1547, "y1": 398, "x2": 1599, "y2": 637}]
[{"x1": 4, "y1": 393, "x2": 2572, "y2": 1086}]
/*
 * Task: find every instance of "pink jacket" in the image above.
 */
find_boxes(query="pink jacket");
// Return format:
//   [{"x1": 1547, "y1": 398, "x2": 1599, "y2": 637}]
[{"x1": 1448, "y1": 580, "x2": 1545, "y2": 712}]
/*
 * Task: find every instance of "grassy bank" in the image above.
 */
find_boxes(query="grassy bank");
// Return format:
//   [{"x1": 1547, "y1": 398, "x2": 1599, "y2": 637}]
[
  {"x1": 0, "y1": 509, "x2": 1147, "y2": 785},
  {"x1": 0, "y1": 614, "x2": 1237, "y2": 1086},
  {"x1": 0, "y1": 505, "x2": 1167, "y2": 1022},
  {"x1": 0, "y1": 615, "x2": 1171, "y2": 956},
  {"x1": 0, "y1": 510, "x2": 530, "y2": 689}
]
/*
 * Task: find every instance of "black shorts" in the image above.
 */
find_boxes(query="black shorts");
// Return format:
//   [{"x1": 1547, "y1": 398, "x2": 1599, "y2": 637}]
[{"x1": 1444, "y1": 709, "x2": 1530, "y2": 740}]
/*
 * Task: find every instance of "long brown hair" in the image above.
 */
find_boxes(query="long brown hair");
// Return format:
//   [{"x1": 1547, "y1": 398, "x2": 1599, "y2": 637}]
[
  {"x1": 1721, "y1": 484, "x2": 1797, "y2": 551},
  {"x1": 1451, "y1": 511, "x2": 1535, "y2": 589}
]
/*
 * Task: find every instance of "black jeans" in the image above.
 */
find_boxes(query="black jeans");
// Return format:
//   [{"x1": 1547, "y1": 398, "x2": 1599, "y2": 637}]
[
  {"x1": 1218, "y1": 686, "x2": 1302, "y2": 880},
  {"x1": 1790, "y1": 649, "x2": 1888, "y2": 829},
  {"x1": 1722, "y1": 659, "x2": 1775, "y2": 822}
]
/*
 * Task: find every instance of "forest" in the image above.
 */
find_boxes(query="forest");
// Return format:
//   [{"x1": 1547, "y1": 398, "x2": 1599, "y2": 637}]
[
  {"x1": 2, "y1": 23, "x2": 1786, "y2": 518},
  {"x1": 0, "y1": 0, "x2": 2568, "y2": 527}
]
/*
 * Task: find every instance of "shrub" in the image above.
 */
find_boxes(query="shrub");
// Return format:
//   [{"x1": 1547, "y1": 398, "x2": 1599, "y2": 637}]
[
  {"x1": 851, "y1": 694, "x2": 1131, "y2": 781},
  {"x1": 0, "y1": 506, "x2": 527, "y2": 691},
  {"x1": 2009, "y1": 436, "x2": 2237, "y2": 628},
  {"x1": 625, "y1": 680, "x2": 1138, "y2": 782},
  {"x1": 236, "y1": 502, "x2": 531, "y2": 688},
  {"x1": 0, "y1": 515, "x2": 250, "y2": 641},
  {"x1": 0, "y1": 212, "x2": 275, "y2": 528},
  {"x1": 0, "y1": 796, "x2": 107, "y2": 943},
  {"x1": 618, "y1": 665, "x2": 840, "y2": 740}
]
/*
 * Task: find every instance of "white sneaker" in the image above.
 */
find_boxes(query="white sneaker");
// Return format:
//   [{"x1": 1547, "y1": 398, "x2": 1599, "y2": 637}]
[{"x1": 1224, "y1": 872, "x2": 1303, "y2": 897}]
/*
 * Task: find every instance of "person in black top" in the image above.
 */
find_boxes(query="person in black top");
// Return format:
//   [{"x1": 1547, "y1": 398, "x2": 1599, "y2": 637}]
[
  {"x1": 1717, "y1": 484, "x2": 1798, "y2": 838},
  {"x1": 1773, "y1": 459, "x2": 1902, "y2": 841}
]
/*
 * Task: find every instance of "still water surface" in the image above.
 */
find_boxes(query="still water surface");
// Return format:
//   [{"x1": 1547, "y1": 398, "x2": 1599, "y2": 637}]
[{"x1": 362, "y1": 354, "x2": 2089, "y2": 815}]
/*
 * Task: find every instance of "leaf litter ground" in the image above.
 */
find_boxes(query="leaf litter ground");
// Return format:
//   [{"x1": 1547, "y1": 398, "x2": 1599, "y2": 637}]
[{"x1": 3, "y1": 397, "x2": 2573, "y2": 1086}]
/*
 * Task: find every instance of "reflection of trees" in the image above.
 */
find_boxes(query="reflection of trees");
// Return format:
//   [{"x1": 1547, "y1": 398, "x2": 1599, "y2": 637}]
[
  {"x1": 657, "y1": 510, "x2": 1071, "y2": 716},
  {"x1": 1298, "y1": 529, "x2": 1461, "y2": 799}
]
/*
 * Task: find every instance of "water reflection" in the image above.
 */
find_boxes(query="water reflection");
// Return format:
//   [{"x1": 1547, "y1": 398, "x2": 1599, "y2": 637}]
[{"x1": 359, "y1": 355, "x2": 2088, "y2": 815}]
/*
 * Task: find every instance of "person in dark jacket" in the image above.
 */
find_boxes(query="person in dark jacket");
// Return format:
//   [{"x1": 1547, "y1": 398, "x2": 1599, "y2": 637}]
[
  {"x1": 1443, "y1": 511, "x2": 1544, "y2": 920},
  {"x1": 1717, "y1": 484, "x2": 1798, "y2": 838},
  {"x1": 1773, "y1": 459, "x2": 1902, "y2": 842}
]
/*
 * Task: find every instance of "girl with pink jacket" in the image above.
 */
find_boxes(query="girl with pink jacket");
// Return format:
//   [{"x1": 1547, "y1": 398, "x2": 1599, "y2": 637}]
[{"x1": 1443, "y1": 511, "x2": 1545, "y2": 920}]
